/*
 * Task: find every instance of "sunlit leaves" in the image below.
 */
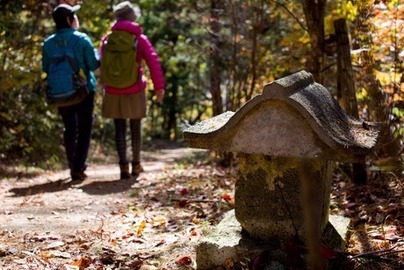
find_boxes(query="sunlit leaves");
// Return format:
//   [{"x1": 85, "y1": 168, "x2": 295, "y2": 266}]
[{"x1": 0, "y1": 0, "x2": 402, "y2": 169}]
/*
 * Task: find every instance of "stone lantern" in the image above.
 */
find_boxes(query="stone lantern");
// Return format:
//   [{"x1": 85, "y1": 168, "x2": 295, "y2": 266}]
[{"x1": 183, "y1": 70, "x2": 378, "y2": 269}]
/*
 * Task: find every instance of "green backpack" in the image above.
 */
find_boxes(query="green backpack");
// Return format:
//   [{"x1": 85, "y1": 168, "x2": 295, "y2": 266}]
[{"x1": 100, "y1": 30, "x2": 139, "y2": 88}]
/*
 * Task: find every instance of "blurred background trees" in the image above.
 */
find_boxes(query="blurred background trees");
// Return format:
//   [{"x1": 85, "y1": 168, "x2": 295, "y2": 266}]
[{"x1": 0, "y1": 0, "x2": 402, "y2": 180}]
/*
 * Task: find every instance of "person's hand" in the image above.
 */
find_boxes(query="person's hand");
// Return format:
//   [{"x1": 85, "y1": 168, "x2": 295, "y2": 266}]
[{"x1": 156, "y1": 89, "x2": 165, "y2": 103}]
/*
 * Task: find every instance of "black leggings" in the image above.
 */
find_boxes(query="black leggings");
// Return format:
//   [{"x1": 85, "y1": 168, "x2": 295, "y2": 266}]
[
  {"x1": 114, "y1": 118, "x2": 141, "y2": 165},
  {"x1": 58, "y1": 91, "x2": 94, "y2": 171}
]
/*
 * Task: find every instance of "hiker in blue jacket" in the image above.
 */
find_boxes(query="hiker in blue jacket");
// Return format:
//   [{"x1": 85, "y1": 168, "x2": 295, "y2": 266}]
[{"x1": 42, "y1": 4, "x2": 99, "y2": 181}]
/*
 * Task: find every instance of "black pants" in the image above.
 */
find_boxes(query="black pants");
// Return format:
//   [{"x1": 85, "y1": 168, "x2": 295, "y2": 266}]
[
  {"x1": 58, "y1": 91, "x2": 94, "y2": 172},
  {"x1": 114, "y1": 118, "x2": 141, "y2": 165}
]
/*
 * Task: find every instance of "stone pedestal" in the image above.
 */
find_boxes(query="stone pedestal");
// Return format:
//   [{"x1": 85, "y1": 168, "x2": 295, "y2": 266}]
[{"x1": 236, "y1": 154, "x2": 332, "y2": 241}]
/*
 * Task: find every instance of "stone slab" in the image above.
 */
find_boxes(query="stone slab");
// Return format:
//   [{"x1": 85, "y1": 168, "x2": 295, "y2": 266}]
[
  {"x1": 196, "y1": 210, "x2": 286, "y2": 269},
  {"x1": 196, "y1": 210, "x2": 350, "y2": 269},
  {"x1": 323, "y1": 214, "x2": 351, "y2": 250}
]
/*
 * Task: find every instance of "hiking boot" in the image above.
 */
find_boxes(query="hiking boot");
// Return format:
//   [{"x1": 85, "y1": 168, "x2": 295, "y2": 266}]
[
  {"x1": 71, "y1": 170, "x2": 87, "y2": 182},
  {"x1": 131, "y1": 163, "x2": 144, "y2": 176},
  {"x1": 120, "y1": 163, "x2": 131, "y2": 179}
]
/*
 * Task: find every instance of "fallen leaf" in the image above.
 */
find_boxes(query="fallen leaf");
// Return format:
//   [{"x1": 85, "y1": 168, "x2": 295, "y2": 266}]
[
  {"x1": 384, "y1": 233, "x2": 400, "y2": 241},
  {"x1": 138, "y1": 253, "x2": 155, "y2": 260},
  {"x1": 92, "y1": 258, "x2": 105, "y2": 269},
  {"x1": 221, "y1": 193, "x2": 232, "y2": 201},
  {"x1": 71, "y1": 256, "x2": 92, "y2": 268},
  {"x1": 150, "y1": 218, "x2": 166, "y2": 227},
  {"x1": 320, "y1": 245, "x2": 338, "y2": 259},
  {"x1": 139, "y1": 265, "x2": 158, "y2": 270},
  {"x1": 79, "y1": 242, "x2": 91, "y2": 249},
  {"x1": 375, "y1": 213, "x2": 384, "y2": 223},
  {"x1": 345, "y1": 202, "x2": 357, "y2": 209},
  {"x1": 155, "y1": 239, "x2": 165, "y2": 247},
  {"x1": 192, "y1": 217, "x2": 200, "y2": 224},
  {"x1": 176, "y1": 255, "x2": 193, "y2": 266},
  {"x1": 178, "y1": 200, "x2": 188, "y2": 207},
  {"x1": 41, "y1": 250, "x2": 71, "y2": 259},
  {"x1": 44, "y1": 241, "x2": 65, "y2": 250},
  {"x1": 31, "y1": 234, "x2": 62, "y2": 242},
  {"x1": 127, "y1": 260, "x2": 143, "y2": 269},
  {"x1": 223, "y1": 257, "x2": 235, "y2": 269},
  {"x1": 62, "y1": 265, "x2": 79, "y2": 270},
  {"x1": 0, "y1": 247, "x2": 18, "y2": 256},
  {"x1": 137, "y1": 220, "x2": 147, "y2": 237}
]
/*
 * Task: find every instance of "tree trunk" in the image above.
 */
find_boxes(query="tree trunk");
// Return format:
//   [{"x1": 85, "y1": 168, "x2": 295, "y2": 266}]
[
  {"x1": 209, "y1": 0, "x2": 223, "y2": 116},
  {"x1": 300, "y1": 0, "x2": 326, "y2": 84},
  {"x1": 247, "y1": 2, "x2": 265, "y2": 101},
  {"x1": 334, "y1": 19, "x2": 359, "y2": 116},
  {"x1": 227, "y1": 0, "x2": 239, "y2": 112},
  {"x1": 334, "y1": 18, "x2": 367, "y2": 185}
]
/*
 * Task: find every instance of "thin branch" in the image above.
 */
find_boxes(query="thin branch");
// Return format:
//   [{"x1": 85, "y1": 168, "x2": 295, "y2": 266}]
[
  {"x1": 350, "y1": 244, "x2": 403, "y2": 259},
  {"x1": 319, "y1": 62, "x2": 336, "y2": 73},
  {"x1": 269, "y1": 0, "x2": 308, "y2": 32},
  {"x1": 171, "y1": 198, "x2": 221, "y2": 203},
  {"x1": 277, "y1": 184, "x2": 299, "y2": 237}
]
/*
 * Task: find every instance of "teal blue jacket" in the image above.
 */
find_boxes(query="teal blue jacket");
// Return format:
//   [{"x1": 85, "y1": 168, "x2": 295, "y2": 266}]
[{"x1": 42, "y1": 28, "x2": 99, "y2": 92}]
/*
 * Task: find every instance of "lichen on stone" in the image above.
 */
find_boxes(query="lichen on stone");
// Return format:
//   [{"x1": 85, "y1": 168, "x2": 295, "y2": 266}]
[{"x1": 239, "y1": 154, "x2": 299, "y2": 191}]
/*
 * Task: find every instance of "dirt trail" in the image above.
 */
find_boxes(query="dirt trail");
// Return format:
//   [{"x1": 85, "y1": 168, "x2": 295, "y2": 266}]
[
  {"x1": 1, "y1": 146, "x2": 402, "y2": 269},
  {"x1": 0, "y1": 147, "x2": 201, "y2": 234},
  {"x1": 0, "y1": 145, "x2": 233, "y2": 269}
]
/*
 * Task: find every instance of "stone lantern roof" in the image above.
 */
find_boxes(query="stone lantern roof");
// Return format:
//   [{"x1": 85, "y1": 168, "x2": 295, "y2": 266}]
[{"x1": 183, "y1": 70, "x2": 378, "y2": 161}]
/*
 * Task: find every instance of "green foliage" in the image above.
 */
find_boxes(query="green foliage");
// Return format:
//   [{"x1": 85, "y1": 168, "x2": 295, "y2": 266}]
[
  {"x1": 350, "y1": 0, "x2": 403, "y2": 171},
  {"x1": 0, "y1": 0, "x2": 402, "y2": 174},
  {"x1": 0, "y1": 80, "x2": 64, "y2": 167},
  {"x1": 137, "y1": 0, "x2": 211, "y2": 138},
  {"x1": 0, "y1": 0, "x2": 63, "y2": 167}
]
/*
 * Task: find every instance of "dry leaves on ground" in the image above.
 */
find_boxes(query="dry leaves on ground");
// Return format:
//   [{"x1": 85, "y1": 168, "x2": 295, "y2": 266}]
[
  {"x1": 0, "y1": 156, "x2": 402, "y2": 269},
  {"x1": 0, "y1": 160, "x2": 236, "y2": 270}
]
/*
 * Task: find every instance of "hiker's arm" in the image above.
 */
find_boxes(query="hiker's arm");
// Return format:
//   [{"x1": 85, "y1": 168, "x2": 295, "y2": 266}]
[
  {"x1": 99, "y1": 35, "x2": 108, "y2": 59},
  {"x1": 140, "y1": 36, "x2": 165, "y2": 92},
  {"x1": 42, "y1": 44, "x2": 49, "y2": 73},
  {"x1": 82, "y1": 36, "x2": 99, "y2": 71}
]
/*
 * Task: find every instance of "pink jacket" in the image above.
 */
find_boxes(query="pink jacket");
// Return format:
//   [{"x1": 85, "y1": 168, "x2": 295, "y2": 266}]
[{"x1": 100, "y1": 21, "x2": 165, "y2": 95}]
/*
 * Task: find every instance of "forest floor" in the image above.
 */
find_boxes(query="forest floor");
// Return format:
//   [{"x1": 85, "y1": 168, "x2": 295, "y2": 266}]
[{"x1": 0, "y1": 140, "x2": 403, "y2": 270}]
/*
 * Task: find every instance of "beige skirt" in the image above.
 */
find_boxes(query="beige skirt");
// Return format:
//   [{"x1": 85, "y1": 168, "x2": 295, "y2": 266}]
[{"x1": 102, "y1": 91, "x2": 147, "y2": 119}]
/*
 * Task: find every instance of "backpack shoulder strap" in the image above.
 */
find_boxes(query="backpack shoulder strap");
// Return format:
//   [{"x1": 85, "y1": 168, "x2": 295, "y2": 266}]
[
  {"x1": 51, "y1": 34, "x2": 80, "y2": 72},
  {"x1": 106, "y1": 30, "x2": 137, "y2": 50},
  {"x1": 68, "y1": 34, "x2": 82, "y2": 71}
]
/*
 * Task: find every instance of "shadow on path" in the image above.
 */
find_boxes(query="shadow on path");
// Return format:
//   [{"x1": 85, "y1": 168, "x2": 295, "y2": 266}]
[
  {"x1": 7, "y1": 175, "x2": 140, "y2": 197},
  {"x1": 5, "y1": 144, "x2": 207, "y2": 198},
  {"x1": 8, "y1": 177, "x2": 74, "y2": 197},
  {"x1": 79, "y1": 177, "x2": 139, "y2": 195}
]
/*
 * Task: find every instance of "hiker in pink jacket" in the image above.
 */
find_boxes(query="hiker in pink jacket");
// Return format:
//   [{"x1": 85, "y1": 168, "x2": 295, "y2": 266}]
[{"x1": 100, "y1": 1, "x2": 165, "y2": 179}]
